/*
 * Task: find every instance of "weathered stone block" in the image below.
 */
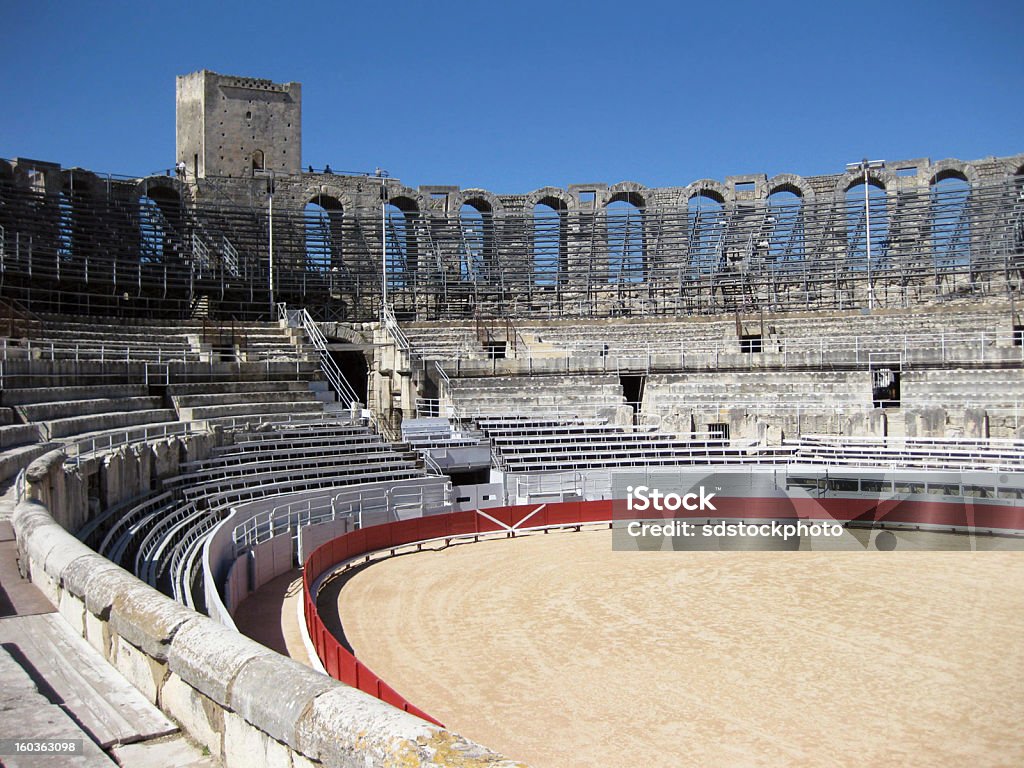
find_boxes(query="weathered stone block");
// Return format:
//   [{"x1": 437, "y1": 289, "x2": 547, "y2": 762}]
[
  {"x1": 57, "y1": 589, "x2": 86, "y2": 637},
  {"x1": 84, "y1": 609, "x2": 112, "y2": 659},
  {"x1": 113, "y1": 635, "x2": 166, "y2": 704},
  {"x1": 161, "y1": 672, "x2": 223, "y2": 757},
  {"x1": 228, "y1": 654, "x2": 335, "y2": 749},
  {"x1": 62, "y1": 554, "x2": 133, "y2": 618},
  {"x1": 167, "y1": 618, "x2": 274, "y2": 705},
  {"x1": 110, "y1": 584, "x2": 196, "y2": 661},
  {"x1": 963, "y1": 408, "x2": 989, "y2": 438},
  {"x1": 223, "y1": 711, "x2": 291, "y2": 768}
]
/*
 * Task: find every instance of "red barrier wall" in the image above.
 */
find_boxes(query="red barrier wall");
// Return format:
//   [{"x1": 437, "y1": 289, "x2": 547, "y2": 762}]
[{"x1": 302, "y1": 497, "x2": 1023, "y2": 724}]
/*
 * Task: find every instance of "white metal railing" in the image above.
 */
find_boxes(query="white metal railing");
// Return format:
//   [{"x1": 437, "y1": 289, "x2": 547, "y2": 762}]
[
  {"x1": 434, "y1": 361, "x2": 451, "y2": 386},
  {"x1": 222, "y1": 236, "x2": 239, "y2": 277},
  {"x1": 170, "y1": 516, "x2": 218, "y2": 606},
  {"x1": 784, "y1": 434, "x2": 1024, "y2": 472},
  {"x1": 0, "y1": 336, "x2": 312, "y2": 365},
  {"x1": 277, "y1": 303, "x2": 361, "y2": 408},
  {"x1": 230, "y1": 478, "x2": 452, "y2": 556},
  {"x1": 380, "y1": 303, "x2": 410, "y2": 353},
  {"x1": 63, "y1": 407, "x2": 359, "y2": 471},
  {"x1": 415, "y1": 397, "x2": 457, "y2": 419},
  {"x1": 65, "y1": 422, "x2": 197, "y2": 465},
  {"x1": 14, "y1": 467, "x2": 27, "y2": 503},
  {"x1": 457, "y1": 401, "x2": 632, "y2": 421},
  {"x1": 420, "y1": 450, "x2": 445, "y2": 477},
  {"x1": 796, "y1": 433, "x2": 1024, "y2": 450},
  {"x1": 192, "y1": 233, "x2": 211, "y2": 271}
]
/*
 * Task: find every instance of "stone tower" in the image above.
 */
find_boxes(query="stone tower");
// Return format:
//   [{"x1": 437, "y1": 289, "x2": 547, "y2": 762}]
[{"x1": 176, "y1": 70, "x2": 301, "y2": 180}]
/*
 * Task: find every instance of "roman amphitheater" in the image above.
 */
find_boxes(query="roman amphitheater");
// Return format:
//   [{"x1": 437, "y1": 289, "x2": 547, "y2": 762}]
[{"x1": 0, "y1": 70, "x2": 1022, "y2": 767}]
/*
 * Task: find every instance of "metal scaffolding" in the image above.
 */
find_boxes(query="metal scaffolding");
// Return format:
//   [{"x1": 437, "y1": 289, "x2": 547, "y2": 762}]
[{"x1": 0, "y1": 170, "x2": 1021, "y2": 322}]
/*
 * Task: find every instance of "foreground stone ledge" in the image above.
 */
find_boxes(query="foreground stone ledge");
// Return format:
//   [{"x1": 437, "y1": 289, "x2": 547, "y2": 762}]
[
  {"x1": 229, "y1": 653, "x2": 335, "y2": 749},
  {"x1": 9, "y1": 499, "x2": 527, "y2": 767},
  {"x1": 297, "y1": 686, "x2": 528, "y2": 768},
  {"x1": 24, "y1": 447, "x2": 66, "y2": 485},
  {"x1": 109, "y1": 579, "x2": 198, "y2": 662},
  {"x1": 62, "y1": 553, "x2": 135, "y2": 618},
  {"x1": 11, "y1": 497, "x2": 56, "y2": 553},
  {"x1": 168, "y1": 618, "x2": 276, "y2": 704},
  {"x1": 161, "y1": 671, "x2": 225, "y2": 756}
]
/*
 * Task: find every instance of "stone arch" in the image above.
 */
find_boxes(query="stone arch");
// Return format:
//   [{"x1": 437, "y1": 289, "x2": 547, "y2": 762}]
[
  {"x1": 766, "y1": 182, "x2": 806, "y2": 265},
  {"x1": 928, "y1": 159, "x2": 979, "y2": 187},
  {"x1": 384, "y1": 188, "x2": 424, "y2": 291},
  {"x1": 686, "y1": 180, "x2": 729, "y2": 205},
  {"x1": 928, "y1": 165, "x2": 973, "y2": 275},
  {"x1": 304, "y1": 192, "x2": 347, "y2": 274},
  {"x1": 301, "y1": 184, "x2": 356, "y2": 212},
  {"x1": 765, "y1": 173, "x2": 815, "y2": 201},
  {"x1": 61, "y1": 169, "x2": 102, "y2": 197},
  {"x1": 1013, "y1": 162, "x2": 1024, "y2": 195},
  {"x1": 686, "y1": 183, "x2": 727, "y2": 278},
  {"x1": 384, "y1": 185, "x2": 427, "y2": 214},
  {"x1": 137, "y1": 182, "x2": 183, "y2": 267},
  {"x1": 605, "y1": 181, "x2": 648, "y2": 209},
  {"x1": 524, "y1": 186, "x2": 573, "y2": 212},
  {"x1": 604, "y1": 194, "x2": 646, "y2": 283},
  {"x1": 841, "y1": 168, "x2": 893, "y2": 284},
  {"x1": 836, "y1": 168, "x2": 896, "y2": 196},
  {"x1": 449, "y1": 188, "x2": 504, "y2": 216},
  {"x1": 453, "y1": 190, "x2": 502, "y2": 282},
  {"x1": 134, "y1": 175, "x2": 185, "y2": 203},
  {"x1": 528, "y1": 188, "x2": 570, "y2": 288}
]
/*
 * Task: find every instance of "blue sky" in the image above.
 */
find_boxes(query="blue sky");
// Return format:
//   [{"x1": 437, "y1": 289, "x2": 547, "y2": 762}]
[{"x1": 1, "y1": 1, "x2": 1021, "y2": 193}]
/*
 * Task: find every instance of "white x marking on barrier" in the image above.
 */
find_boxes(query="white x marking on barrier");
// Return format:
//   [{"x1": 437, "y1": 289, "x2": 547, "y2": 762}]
[{"x1": 475, "y1": 504, "x2": 547, "y2": 532}]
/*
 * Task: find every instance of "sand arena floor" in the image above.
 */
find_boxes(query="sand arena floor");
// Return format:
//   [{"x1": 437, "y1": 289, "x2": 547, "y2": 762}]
[{"x1": 326, "y1": 528, "x2": 1024, "y2": 768}]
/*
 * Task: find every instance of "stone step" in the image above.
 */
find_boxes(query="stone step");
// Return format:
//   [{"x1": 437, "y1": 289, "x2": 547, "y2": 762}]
[
  {"x1": 180, "y1": 401, "x2": 324, "y2": 421},
  {"x1": 0, "y1": 443, "x2": 59, "y2": 484},
  {"x1": 0, "y1": 424, "x2": 41, "y2": 449},
  {"x1": 0, "y1": 614, "x2": 178, "y2": 751},
  {"x1": 174, "y1": 391, "x2": 319, "y2": 408},
  {"x1": 40, "y1": 410, "x2": 179, "y2": 441},
  {"x1": 1, "y1": 385, "x2": 151, "y2": 407},
  {"x1": 0, "y1": 646, "x2": 116, "y2": 767},
  {"x1": 18, "y1": 397, "x2": 166, "y2": 423}
]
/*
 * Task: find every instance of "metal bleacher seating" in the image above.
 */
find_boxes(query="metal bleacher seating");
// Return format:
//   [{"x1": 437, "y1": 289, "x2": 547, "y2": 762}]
[
  {"x1": 82, "y1": 418, "x2": 429, "y2": 608},
  {"x1": 477, "y1": 416, "x2": 790, "y2": 472}
]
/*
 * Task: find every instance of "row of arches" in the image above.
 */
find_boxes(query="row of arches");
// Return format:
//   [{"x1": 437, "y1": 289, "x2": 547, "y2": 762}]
[
  {"x1": 0, "y1": 160, "x2": 1009, "y2": 300},
  {"x1": 300, "y1": 177, "x2": 980, "y2": 289}
]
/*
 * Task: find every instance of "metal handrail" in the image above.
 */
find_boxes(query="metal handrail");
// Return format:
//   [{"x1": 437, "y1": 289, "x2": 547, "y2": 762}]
[
  {"x1": 65, "y1": 422, "x2": 196, "y2": 465},
  {"x1": 278, "y1": 303, "x2": 362, "y2": 408},
  {"x1": 380, "y1": 303, "x2": 410, "y2": 353},
  {"x1": 230, "y1": 477, "x2": 452, "y2": 555}
]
